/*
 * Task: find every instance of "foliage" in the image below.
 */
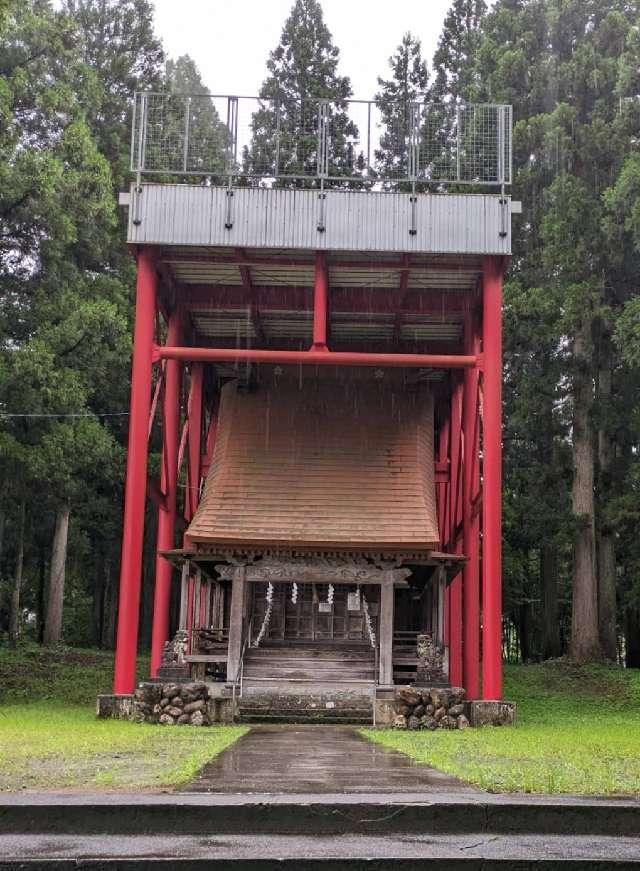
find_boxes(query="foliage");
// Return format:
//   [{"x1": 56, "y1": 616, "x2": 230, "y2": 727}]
[
  {"x1": 364, "y1": 662, "x2": 640, "y2": 794},
  {"x1": 243, "y1": 0, "x2": 360, "y2": 182},
  {"x1": 374, "y1": 33, "x2": 429, "y2": 185}
]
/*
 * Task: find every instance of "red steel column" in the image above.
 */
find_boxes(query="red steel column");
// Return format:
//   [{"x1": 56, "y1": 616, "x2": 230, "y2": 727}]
[
  {"x1": 311, "y1": 251, "x2": 329, "y2": 351},
  {"x1": 186, "y1": 364, "x2": 204, "y2": 521},
  {"x1": 448, "y1": 379, "x2": 463, "y2": 687},
  {"x1": 463, "y1": 310, "x2": 481, "y2": 699},
  {"x1": 150, "y1": 310, "x2": 182, "y2": 677},
  {"x1": 482, "y1": 256, "x2": 504, "y2": 700},
  {"x1": 113, "y1": 248, "x2": 157, "y2": 694}
]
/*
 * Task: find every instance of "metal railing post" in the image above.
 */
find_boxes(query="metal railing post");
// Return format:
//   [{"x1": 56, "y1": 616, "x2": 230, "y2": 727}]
[
  {"x1": 182, "y1": 96, "x2": 191, "y2": 173},
  {"x1": 456, "y1": 105, "x2": 462, "y2": 183}
]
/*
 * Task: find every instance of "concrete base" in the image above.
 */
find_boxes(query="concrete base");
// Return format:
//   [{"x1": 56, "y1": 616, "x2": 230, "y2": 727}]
[
  {"x1": 467, "y1": 699, "x2": 516, "y2": 727},
  {"x1": 96, "y1": 694, "x2": 134, "y2": 720}
]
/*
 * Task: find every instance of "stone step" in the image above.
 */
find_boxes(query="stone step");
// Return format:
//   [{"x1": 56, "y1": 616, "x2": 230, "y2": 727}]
[
  {"x1": 244, "y1": 666, "x2": 375, "y2": 678},
  {"x1": 238, "y1": 711, "x2": 373, "y2": 725}
]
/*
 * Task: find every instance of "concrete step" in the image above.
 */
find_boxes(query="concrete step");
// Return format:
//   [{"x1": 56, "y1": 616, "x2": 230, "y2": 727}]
[
  {"x1": 1, "y1": 832, "x2": 640, "y2": 867},
  {"x1": 2, "y1": 794, "x2": 639, "y2": 837}
]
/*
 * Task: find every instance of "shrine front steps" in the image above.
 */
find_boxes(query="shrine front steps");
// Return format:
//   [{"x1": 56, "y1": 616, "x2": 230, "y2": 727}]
[
  {"x1": 237, "y1": 687, "x2": 374, "y2": 725},
  {"x1": 242, "y1": 644, "x2": 376, "y2": 685}
]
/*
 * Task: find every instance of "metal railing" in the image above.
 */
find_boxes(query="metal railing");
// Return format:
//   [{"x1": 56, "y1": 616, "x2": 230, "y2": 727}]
[{"x1": 131, "y1": 92, "x2": 512, "y2": 188}]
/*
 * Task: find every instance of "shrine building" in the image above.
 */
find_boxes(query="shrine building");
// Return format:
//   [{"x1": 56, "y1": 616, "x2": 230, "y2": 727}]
[{"x1": 107, "y1": 94, "x2": 518, "y2": 723}]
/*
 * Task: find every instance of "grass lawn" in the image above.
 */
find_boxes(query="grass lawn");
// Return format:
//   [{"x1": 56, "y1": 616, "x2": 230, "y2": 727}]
[
  {"x1": 363, "y1": 662, "x2": 640, "y2": 795},
  {"x1": 0, "y1": 645, "x2": 247, "y2": 791}
]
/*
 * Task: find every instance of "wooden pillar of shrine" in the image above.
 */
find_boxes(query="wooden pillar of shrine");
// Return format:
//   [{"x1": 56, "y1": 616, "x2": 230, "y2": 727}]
[
  {"x1": 379, "y1": 574, "x2": 395, "y2": 686},
  {"x1": 226, "y1": 566, "x2": 246, "y2": 684}
]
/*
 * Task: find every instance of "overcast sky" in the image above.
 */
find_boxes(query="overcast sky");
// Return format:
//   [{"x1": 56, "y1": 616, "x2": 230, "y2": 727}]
[{"x1": 152, "y1": 0, "x2": 493, "y2": 99}]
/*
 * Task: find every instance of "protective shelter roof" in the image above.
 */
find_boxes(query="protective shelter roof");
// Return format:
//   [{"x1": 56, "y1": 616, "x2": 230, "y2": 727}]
[{"x1": 186, "y1": 371, "x2": 440, "y2": 553}]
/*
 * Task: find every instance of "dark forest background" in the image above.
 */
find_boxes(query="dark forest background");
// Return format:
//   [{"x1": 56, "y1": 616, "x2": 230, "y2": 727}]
[{"x1": 1, "y1": 0, "x2": 640, "y2": 666}]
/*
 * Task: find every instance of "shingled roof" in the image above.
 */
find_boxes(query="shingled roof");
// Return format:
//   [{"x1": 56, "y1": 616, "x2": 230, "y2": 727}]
[{"x1": 186, "y1": 372, "x2": 440, "y2": 552}]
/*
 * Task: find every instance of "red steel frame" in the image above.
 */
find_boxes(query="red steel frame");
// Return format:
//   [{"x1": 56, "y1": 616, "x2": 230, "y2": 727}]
[
  {"x1": 112, "y1": 246, "x2": 505, "y2": 699},
  {"x1": 150, "y1": 310, "x2": 182, "y2": 677}
]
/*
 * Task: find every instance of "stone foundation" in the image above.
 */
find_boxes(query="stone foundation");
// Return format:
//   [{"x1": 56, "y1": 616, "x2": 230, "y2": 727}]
[
  {"x1": 133, "y1": 681, "x2": 211, "y2": 725},
  {"x1": 390, "y1": 686, "x2": 470, "y2": 730}
]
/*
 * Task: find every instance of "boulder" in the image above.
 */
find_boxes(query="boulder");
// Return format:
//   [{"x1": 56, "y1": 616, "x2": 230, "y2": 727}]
[
  {"x1": 158, "y1": 713, "x2": 174, "y2": 725},
  {"x1": 170, "y1": 696, "x2": 185, "y2": 709},
  {"x1": 434, "y1": 706, "x2": 446, "y2": 721},
  {"x1": 165, "y1": 706, "x2": 183, "y2": 718},
  {"x1": 413, "y1": 704, "x2": 425, "y2": 718},
  {"x1": 184, "y1": 699, "x2": 205, "y2": 714},
  {"x1": 177, "y1": 714, "x2": 191, "y2": 725},
  {"x1": 162, "y1": 683, "x2": 180, "y2": 699},
  {"x1": 423, "y1": 716, "x2": 438, "y2": 731},
  {"x1": 407, "y1": 715, "x2": 421, "y2": 730},
  {"x1": 457, "y1": 714, "x2": 470, "y2": 730},
  {"x1": 393, "y1": 701, "x2": 410, "y2": 716},
  {"x1": 159, "y1": 697, "x2": 170, "y2": 709},
  {"x1": 190, "y1": 710, "x2": 205, "y2": 726},
  {"x1": 439, "y1": 715, "x2": 457, "y2": 730},
  {"x1": 449, "y1": 687, "x2": 466, "y2": 706},
  {"x1": 425, "y1": 704, "x2": 435, "y2": 715},
  {"x1": 393, "y1": 714, "x2": 408, "y2": 729},
  {"x1": 397, "y1": 687, "x2": 422, "y2": 707},
  {"x1": 430, "y1": 688, "x2": 451, "y2": 709},
  {"x1": 448, "y1": 704, "x2": 465, "y2": 718}
]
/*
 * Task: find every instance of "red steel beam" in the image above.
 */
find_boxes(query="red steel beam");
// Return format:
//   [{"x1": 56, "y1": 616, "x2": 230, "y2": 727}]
[
  {"x1": 482, "y1": 255, "x2": 505, "y2": 700},
  {"x1": 150, "y1": 309, "x2": 182, "y2": 678},
  {"x1": 235, "y1": 247, "x2": 266, "y2": 345},
  {"x1": 392, "y1": 254, "x2": 410, "y2": 345},
  {"x1": 311, "y1": 252, "x2": 329, "y2": 351},
  {"x1": 186, "y1": 364, "x2": 204, "y2": 521},
  {"x1": 463, "y1": 309, "x2": 481, "y2": 700},
  {"x1": 155, "y1": 346, "x2": 476, "y2": 369},
  {"x1": 163, "y1": 252, "x2": 480, "y2": 271},
  {"x1": 113, "y1": 248, "x2": 157, "y2": 695},
  {"x1": 182, "y1": 285, "x2": 471, "y2": 314},
  {"x1": 448, "y1": 378, "x2": 464, "y2": 688}
]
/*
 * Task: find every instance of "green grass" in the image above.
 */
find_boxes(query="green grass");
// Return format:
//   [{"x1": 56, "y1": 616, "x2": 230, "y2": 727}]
[
  {"x1": 0, "y1": 645, "x2": 247, "y2": 791},
  {"x1": 363, "y1": 662, "x2": 640, "y2": 795}
]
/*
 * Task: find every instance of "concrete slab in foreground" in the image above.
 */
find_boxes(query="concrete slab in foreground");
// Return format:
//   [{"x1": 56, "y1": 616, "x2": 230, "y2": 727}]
[{"x1": 0, "y1": 831, "x2": 639, "y2": 868}]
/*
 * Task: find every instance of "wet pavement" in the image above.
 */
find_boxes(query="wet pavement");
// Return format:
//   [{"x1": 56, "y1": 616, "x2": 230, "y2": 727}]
[{"x1": 184, "y1": 725, "x2": 478, "y2": 794}]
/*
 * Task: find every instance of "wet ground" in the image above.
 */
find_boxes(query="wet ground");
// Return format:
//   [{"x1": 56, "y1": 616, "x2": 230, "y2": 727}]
[{"x1": 184, "y1": 725, "x2": 478, "y2": 794}]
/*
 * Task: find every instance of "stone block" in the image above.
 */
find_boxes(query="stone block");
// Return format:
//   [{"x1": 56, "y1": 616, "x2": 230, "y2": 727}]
[
  {"x1": 96, "y1": 694, "x2": 134, "y2": 720},
  {"x1": 468, "y1": 700, "x2": 516, "y2": 727}
]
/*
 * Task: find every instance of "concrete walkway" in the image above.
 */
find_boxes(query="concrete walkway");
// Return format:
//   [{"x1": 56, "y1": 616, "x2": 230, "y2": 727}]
[{"x1": 184, "y1": 725, "x2": 478, "y2": 794}]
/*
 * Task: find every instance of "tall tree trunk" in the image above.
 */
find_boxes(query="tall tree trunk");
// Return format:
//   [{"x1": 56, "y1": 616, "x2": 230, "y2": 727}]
[
  {"x1": 519, "y1": 600, "x2": 531, "y2": 662},
  {"x1": 43, "y1": 502, "x2": 70, "y2": 646},
  {"x1": 36, "y1": 545, "x2": 46, "y2": 643},
  {"x1": 569, "y1": 322, "x2": 602, "y2": 662},
  {"x1": 8, "y1": 497, "x2": 26, "y2": 647},
  {"x1": 101, "y1": 554, "x2": 116, "y2": 649},
  {"x1": 540, "y1": 543, "x2": 561, "y2": 659},
  {"x1": 596, "y1": 338, "x2": 617, "y2": 661},
  {"x1": 625, "y1": 603, "x2": 640, "y2": 668}
]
